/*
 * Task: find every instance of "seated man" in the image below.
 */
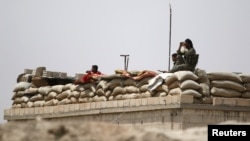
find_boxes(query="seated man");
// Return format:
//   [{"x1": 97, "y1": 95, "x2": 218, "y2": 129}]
[
  {"x1": 168, "y1": 38, "x2": 199, "y2": 73},
  {"x1": 75, "y1": 65, "x2": 104, "y2": 84}
]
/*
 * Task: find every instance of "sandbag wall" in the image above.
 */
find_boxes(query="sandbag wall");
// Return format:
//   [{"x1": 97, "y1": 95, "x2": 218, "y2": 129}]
[{"x1": 10, "y1": 69, "x2": 250, "y2": 108}]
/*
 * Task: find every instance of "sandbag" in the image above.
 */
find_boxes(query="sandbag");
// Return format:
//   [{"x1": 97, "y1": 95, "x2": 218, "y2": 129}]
[
  {"x1": 242, "y1": 91, "x2": 250, "y2": 98},
  {"x1": 33, "y1": 100, "x2": 45, "y2": 107},
  {"x1": 72, "y1": 91, "x2": 80, "y2": 98},
  {"x1": 125, "y1": 86, "x2": 139, "y2": 93},
  {"x1": 210, "y1": 87, "x2": 242, "y2": 98},
  {"x1": 198, "y1": 83, "x2": 210, "y2": 96},
  {"x1": 96, "y1": 80, "x2": 109, "y2": 91},
  {"x1": 96, "y1": 88, "x2": 105, "y2": 96},
  {"x1": 155, "y1": 84, "x2": 169, "y2": 93},
  {"x1": 164, "y1": 74, "x2": 178, "y2": 86},
  {"x1": 211, "y1": 80, "x2": 245, "y2": 92},
  {"x1": 111, "y1": 86, "x2": 125, "y2": 96},
  {"x1": 51, "y1": 85, "x2": 64, "y2": 93},
  {"x1": 58, "y1": 98, "x2": 71, "y2": 105},
  {"x1": 174, "y1": 71, "x2": 199, "y2": 82},
  {"x1": 30, "y1": 94, "x2": 43, "y2": 102},
  {"x1": 182, "y1": 89, "x2": 202, "y2": 98},
  {"x1": 24, "y1": 87, "x2": 38, "y2": 94},
  {"x1": 139, "y1": 84, "x2": 148, "y2": 92},
  {"x1": 239, "y1": 74, "x2": 250, "y2": 83},
  {"x1": 122, "y1": 93, "x2": 140, "y2": 99},
  {"x1": 44, "y1": 99, "x2": 58, "y2": 106},
  {"x1": 140, "y1": 91, "x2": 151, "y2": 98},
  {"x1": 123, "y1": 78, "x2": 137, "y2": 86},
  {"x1": 180, "y1": 80, "x2": 201, "y2": 90},
  {"x1": 45, "y1": 91, "x2": 57, "y2": 101},
  {"x1": 38, "y1": 86, "x2": 52, "y2": 95},
  {"x1": 78, "y1": 97, "x2": 89, "y2": 103},
  {"x1": 136, "y1": 77, "x2": 151, "y2": 87},
  {"x1": 13, "y1": 82, "x2": 32, "y2": 92},
  {"x1": 207, "y1": 72, "x2": 242, "y2": 83},
  {"x1": 108, "y1": 78, "x2": 124, "y2": 89},
  {"x1": 194, "y1": 68, "x2": 210, "y2": 84}
]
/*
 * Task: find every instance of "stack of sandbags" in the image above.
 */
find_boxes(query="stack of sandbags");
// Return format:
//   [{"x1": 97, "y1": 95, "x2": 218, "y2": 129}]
[
  {"x1": 238, "y1": 74, "x2": 250, "y2": 98},
  {"x1": 77, "y1": 82, "x2": 107, "y2": 103},
  {"x1": 194, "y1": 68, "x2": 212, "y2": 103},
  {"x1": 165, "y1": 71, "x2": 202, "y2": 98},
  {"x1": 207, "y1": 72, "x2": 244, "y2": 98},
  {"x1": 11, "y1": 82, "x2": 34, "y2": 108},
  {"x1": 99, "y1": 74, "x2": 153, "y2": 101}
]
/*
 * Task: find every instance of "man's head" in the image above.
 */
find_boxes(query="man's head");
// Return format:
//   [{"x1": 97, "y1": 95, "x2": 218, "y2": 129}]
[
  {"x1": 91, "y1": 65, "x2": 98, "y2": 73},
  {"x1": 171, "y1": 53, "x2": 177, "y2": 62},
  {"x1": 184, "y1": 38, "x2": 193, "y2": 49}
]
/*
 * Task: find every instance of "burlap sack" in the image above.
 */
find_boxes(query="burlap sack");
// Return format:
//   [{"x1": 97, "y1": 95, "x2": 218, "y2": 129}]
[
  {"x1": 91, "y1": 95, "x2": 107, "y2": 102},
  {"x1": 168, "y1": 80, "x2": 180, "y2": 90},
  {"x1": 70, "y1": 97, "x2": 78, "y2": 104},
  {"x1": 44, "y1": 99, "x2": 58, "y2": 106},
  {"x1": 52, "y1": 85, "x2": 64, "y2": 93},
  {"x1": 198, "y1": 83, "x2": 210, "y2": 96},
  {"x1": 139, "y1": 84, "x2": 148, "y2": 92},
  {"x1": 140, "y1": 91, "x2": 151, "y2": 98},
  {"x1": 194, "y1": 68, "x2": 210, "y2": 84},
  {"x1": 75, "y1": 85, "x2": 85, "y2": 92},
  {"x1": 123, "y1": 78, "x2": 137, "y2": 86},
  {"x1": 105, "y1": 90, "x2": 112, "y2": 97},
  {"x1": 174, "y1": 71, "x2": 199, "y2": 82},
  {"x1": 122, "y1": 93, "x2": 140, "y2": 99},
  {"x1": 136, "y1": 77, "x2": 151, "y2": 87},
  {"x1": 108, "y1": 78, "x2": 124, "y2": 90},
  {"x1": 13, "y1": 82, "x2": 32, "y2": 92},
  {"x1": 211, "y1": 80, "x2": 245, "y2": 92},
  {"x1": 33, "y1": 100, "x2": 45, "y2": 107},
  {"x1": 243, "y1": 83, "x2": 250, "y2": 91},
  {"x1": 155, "y1": 91, "x2": 167, "y2": 97},
  {"x1": 45, "y1": 91, "x2": 57, "y2": 101},
  {"x1": 114, "y1": 94, "x2": 123, "y2": 100},
  {"x1": 111, "y1": 86, "x2": 126, "y2": 96},
  {"x1": 182, "y1": 89, "x2": 202, "y2": 98},
  {"x1": 155, "y1": 84, "x2": 169, "y2": 93},
  {"x1": 26, "y1": 101, "x2": 34, "y2": 108},
  {"x1": 164, "y1": 74, "x2": 178, "y2": 86},
  {"x1": 168, "y1": 88, "x2": 182, "y2": 95},
  {"x1": 30, "y1": 94, "x2": 43, "y2": 102},
  {"x1": 58, "y1": 98, "x2": 71, "y2": 105},
  {"x1": 72, "y1": 91, "x2": 80, "y2": 98},
  {"x1": 207, "y1": 72, "x2": 242, "y2": 83},
  {"x1": 78, "y1": 97, "x2": 89, "y2": 103},
  {"x1": 242, "y1": 91, "x2": 250, "y2": 98},
  {"x1": 180, "y1": 80, "x2": 201, "y2": 90},
  {"x1": 125, "y1": 86, "x2": 139, "y2": 93},
  {"x1": 82, "y1": 83, "x2": 96, "y2": 92},
  {"x1": 96, "y1": 80, "x2": 109, "y2": 91},
  {"x1": 13, "y1": 96, "x2": 29, "y2": 104},
  {"x1": 239, "y1": 74, "x2": 250, "y2": 83},
  {"x1": 210, "y1": 87, "x2": 242, "y2": 98},
  {"x1": 38, "y1": 86, "x2": 52, "y2": 95},
  {"x1": 56, "y1": 90, "x2": 71, "y2": 101},
  {"x1": 96, "y1": 88, "x2": 105, "y2": 96},
  {"x1": 24, "y1": 87, "x2": 38, "y2": 94}
]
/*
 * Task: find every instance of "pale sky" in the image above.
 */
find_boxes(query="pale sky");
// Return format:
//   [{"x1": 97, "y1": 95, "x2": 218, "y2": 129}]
[{"x1": 0, "y1": 0, "x2": 250, "y2": 123}]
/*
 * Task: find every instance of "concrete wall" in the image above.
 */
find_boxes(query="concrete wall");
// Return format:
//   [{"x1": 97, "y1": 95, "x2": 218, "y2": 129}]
[{"x1": 4, "y1": 95, "x2": 250, "y2": 131}]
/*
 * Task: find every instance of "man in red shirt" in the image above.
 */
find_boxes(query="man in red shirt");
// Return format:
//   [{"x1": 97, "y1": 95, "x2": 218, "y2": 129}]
[{"x1": 75, "y1": 65, "x2": 103, "y2": 84}]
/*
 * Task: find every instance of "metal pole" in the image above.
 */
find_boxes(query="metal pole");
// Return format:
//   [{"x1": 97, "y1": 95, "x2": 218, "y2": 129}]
[
  {"x1": 168, "y1": 3, "x2": 172, "y2": 71},
  {"x1": 120, "y1": 54, "x2": 129, "y2": 71}
]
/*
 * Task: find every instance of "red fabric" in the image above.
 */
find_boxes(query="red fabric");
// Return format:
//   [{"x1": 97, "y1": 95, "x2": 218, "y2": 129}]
[{"x1": 81, "y1": 71, "x2": 103, "y2": 82}]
